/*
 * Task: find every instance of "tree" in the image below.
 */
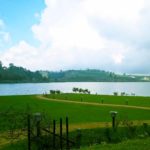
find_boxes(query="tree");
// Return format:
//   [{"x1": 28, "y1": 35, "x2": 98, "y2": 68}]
[
  {"x1": 56, "y1": 90, "x2": 61, "y2": 94},
  {"x1": 72, "y1": 87, "x2": 79, "y2": 93},
  {"x1": 113, "y1": 92, "x2": 118, "y2": 96},
  {"x1": 0, "y1": 61, "x2": 2, "y2": 69},
  {"x1": 72, "y1": 87, "x2": 76, "y2": 93},
  {"x1": 79, "y1": 88, "x2": 83, "y2": 93},
  {"x1": 50, "y1": 90, "x2": 55, "y2": 94},
  {"x1": 84, "y1": 89, "x2": 89, "y2": 94},
  {"x1": 9, "y1": 63, "x2": 15, "y2": 68}
]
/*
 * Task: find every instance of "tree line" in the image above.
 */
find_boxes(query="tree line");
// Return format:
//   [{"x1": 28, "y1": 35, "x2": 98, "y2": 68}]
[
  {"x1": 0, "y1": 61, "x2": 49, "y2": 83},
  {"x1": 0, "y1": 61, "x2": 147, "y2": 83},
  {"x1": 72, "y1": 87, "x2": 91, "y2": 94}
]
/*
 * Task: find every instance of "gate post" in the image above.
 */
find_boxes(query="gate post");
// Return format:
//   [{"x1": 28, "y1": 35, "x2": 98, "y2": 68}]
[
  {"x1": 34, "y1": 113, "x2": 41, "y2": 150},
  {"x1": 110, "y1": 111, "x2": 118, "y2": 129},
  {"x1": 53, "y1": 120, "x2": 56, "y2": 149},
  {"x1": 34, "y1": 113, "x2": 41, "y2": 137},
  {"x1": 60, "y1": 118, "x2": 63, "y2": 149},
  {"x1": 66, "y1": 116, "x2": 69, "y2": 149},
  {"x1": 76, "y1": 128, "x2": 82, "y2": 149},
  {"x1": 27, "y1": 114, "x2": 31, "y2": 150}
]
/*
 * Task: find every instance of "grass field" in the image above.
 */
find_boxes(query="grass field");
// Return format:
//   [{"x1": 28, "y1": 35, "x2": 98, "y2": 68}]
[
  {"x1": 79, "y1": 137, "x2": 150, "y2": 150},
  {"x1": 0, "y1": 93, "x2": 150, "y2": 149},
  {"x1": 47, "y1": 93, "x2": 150, "y2": 107},
  {"x1": 0, "y1": 94, "x2": 150, "y2": 125},
  {"x1": 1, "y1": 137, "x2": 150, "y2": 150}
]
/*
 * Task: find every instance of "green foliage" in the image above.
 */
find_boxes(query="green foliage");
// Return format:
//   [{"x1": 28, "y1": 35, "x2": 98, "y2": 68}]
[
  {"x1": 0, "y1": 62, "x2": 49, "y2": 83},
  {"x1": 0, "y1": 95, "x2": 150, "y2": 130},
  {"x1": 48, "y1": 69, "x2": 147, "y2": 82},
  {"x1": 2, "y1": 137, "x2": 150, "y2": 150},
  {"x1": 0, "y1": 60, "x2": 149, "y2": 82},
  {"x1": 49, "y1": 90, "x2": 61, "y2": 94},
  {"x1": 70, "y1": 124, "x2": 150, "y2": 148},
  {"x1": 0, "y1": 94, "x2": 150, "y2": 149},
  {"x1": 72, "y1": 87, "x2": 90, "y2": 94},
  {"x1": 47, "y1": 93, "x2": 150, "y2": 107},
  {"x1": 79, "y1": 137, "x2": 150, "y2": 150}
]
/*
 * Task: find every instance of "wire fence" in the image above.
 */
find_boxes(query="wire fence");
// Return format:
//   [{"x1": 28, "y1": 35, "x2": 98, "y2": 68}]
[{"x1": 0, "y1": 109, "x2": 77, "y2": 150}]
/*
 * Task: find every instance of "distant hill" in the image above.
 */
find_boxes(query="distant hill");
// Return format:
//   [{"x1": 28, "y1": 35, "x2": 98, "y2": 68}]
[
  {"x1": 0, "y1": 62, "x2": 49, "y2": 83},
  {"x1": 46, "y1": 69, "x2": 150, "y2": 82},
  {"x1": 0, "y1": 61, "x2": 150, "y2": 83}
]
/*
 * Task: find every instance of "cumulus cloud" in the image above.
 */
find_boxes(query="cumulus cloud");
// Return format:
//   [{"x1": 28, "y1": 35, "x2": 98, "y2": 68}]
[
  {"x1": 1, "y1": 0, "x2": 150, "y2": 73},
  {"x1": 0, "y1": 19, "x2": 11, "y2": 48},
  {"x1": 88, "y1": 0, "x2": 150, "y2": 51},
  {"x1": 31, "y1": 0, "x2": 130, "y2": 70},
  {"x1": 0, "y1": 41, "x2": 39, "y2": 69},
  {"x1": 0, "y1": 20, "x2": 5, "y2": 28}
]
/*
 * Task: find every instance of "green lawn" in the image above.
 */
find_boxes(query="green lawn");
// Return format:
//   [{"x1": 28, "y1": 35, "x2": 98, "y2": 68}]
[
  {"x1": 0, "y1": 94, "x2": 150, "y2": 149},
  {"x1": 0, "y1": 95, "x2": 150, "y2": 126},
  {"x1": 1, "y1": 134, "x2": 150, "y2": 150},
  {"x1": 79, "y1": 137, "x2": 150, "y2": 150},
  {"x1": 47, "y1": 93, "x2": 150, "y2": 107}
]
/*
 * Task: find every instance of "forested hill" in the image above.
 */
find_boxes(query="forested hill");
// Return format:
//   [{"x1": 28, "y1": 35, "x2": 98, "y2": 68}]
[
  {"x1": 0, "y1": 61, "x2": 150, "y2": 83},
  {"x1": 0, "y1": 62, "x2": 49, "y2": 83},
  {"x1": 46, "y1": 70, "x2": 150, "y2": 82}
]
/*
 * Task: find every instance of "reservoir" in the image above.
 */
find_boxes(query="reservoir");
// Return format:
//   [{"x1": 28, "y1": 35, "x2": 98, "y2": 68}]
[{"x1": 0, "y1": 82, "x2": 150, "y2": 96}]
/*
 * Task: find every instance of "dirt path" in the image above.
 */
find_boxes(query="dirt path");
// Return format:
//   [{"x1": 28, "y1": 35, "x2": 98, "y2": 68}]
[
  {"x1": 37, "y1": 95, "x2": 150, "y2": 110},
  {"x1": 68, "y1": 120, "x2": 150, "y2": 131}
]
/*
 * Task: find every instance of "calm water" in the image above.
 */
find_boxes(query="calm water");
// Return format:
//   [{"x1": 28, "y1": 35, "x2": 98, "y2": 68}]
[{"x1": 0, "y1": 82, "x2": 150, "y2": 96}]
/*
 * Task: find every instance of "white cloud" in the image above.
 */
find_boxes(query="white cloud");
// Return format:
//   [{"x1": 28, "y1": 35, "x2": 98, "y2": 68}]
[
  {"x1": 1, "y1": 32, "x2": 11, "y2": 43},
  {"x1": 31, "y1": 0, "x2": 132, "y2": 70},
  {"x1": 0, "y1": 19, "x2": 11, "y2": 48},
  {"x1": 83, "y1": 0, "x2": 143, "y2": 22},
  {"x1": 0, "y1": 19, "x2": 5, "y2": 29},
  {"x1": 1, "y1": 0, "x2": 150, "y2": 73},
  {"x1": 34, "y1": 12, "x2": 40, "y2": 19},
  {"x1": 112, "y1": 53, "x2": 124, "y2": 64},
  {"x1": 0, "y1": 41, "x2": 39, "y2": 69}
]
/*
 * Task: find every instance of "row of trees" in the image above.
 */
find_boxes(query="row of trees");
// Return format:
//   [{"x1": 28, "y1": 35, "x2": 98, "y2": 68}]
[
  {"x1": 47, "y1": 69, "x2": 142, "y2": 82},
  {"x1": 0, "y1": 61, "x2": 49, "y2": 83},
  {"x1": 49, "y1": 90, "x2": 61, "y2": 94},
  {"x1": 72, "y1": 87, "x2": 91, "y2": 94},
  {"x1": 113, "y1": 92, "x2": 135, "y2": 96}
]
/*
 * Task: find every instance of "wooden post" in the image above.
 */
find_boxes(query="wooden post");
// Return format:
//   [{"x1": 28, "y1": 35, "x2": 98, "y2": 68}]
[
  {"x1": 66, "y1": 117, "x2": 69, "y2": 149},
  {"x1": 34, "y1": 113, "x2": 41, "y2": 150},
  {"x1": 53, "y1": 120, "x2": 56, "y2": 149},
  {"x1": 112, "y1": 116, "x2": 115, "y2": 129},
  {"x1": 34, "y1": 113, "x2": 41, "y2": 137},
  {"x1": 60, "y1": 118, "x2": 63, "y2": 150},
  {"x1": 27, "y1": 114, "x2": 31, "y2": 150},
  {"x1": 36, "y1": 121, "x2": 40, "y2": 137},
  {"x1": 76, "y1": 128, "x2": 82, "y2": 149},
  {"x1": 110, "y1": 111, "x2": 117, "y2": 130}
]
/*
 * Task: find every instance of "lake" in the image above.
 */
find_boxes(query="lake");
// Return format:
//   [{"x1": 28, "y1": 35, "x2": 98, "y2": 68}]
[{"x1": 0, "y1": 82, "x2": 150, "y2": 96}]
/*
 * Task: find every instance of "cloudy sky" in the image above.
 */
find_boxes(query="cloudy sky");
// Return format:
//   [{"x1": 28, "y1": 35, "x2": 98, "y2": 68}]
[{"x1": 0, "y1": 0, "x2": 150, "y2": 74}]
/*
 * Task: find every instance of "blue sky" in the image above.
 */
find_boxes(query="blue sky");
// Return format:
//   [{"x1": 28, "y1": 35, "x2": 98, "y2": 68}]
[
  {"x1": 0, "y1": 0, "x2": 150, "y2": 74},
  {"x1": 0, "y1": 0, "x2": 45, "y2": 47}
]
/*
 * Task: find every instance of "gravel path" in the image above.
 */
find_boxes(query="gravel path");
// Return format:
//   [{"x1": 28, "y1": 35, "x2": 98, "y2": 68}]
[{"x1": 37, "y1": 95, "x2": 150, "y2": 110}]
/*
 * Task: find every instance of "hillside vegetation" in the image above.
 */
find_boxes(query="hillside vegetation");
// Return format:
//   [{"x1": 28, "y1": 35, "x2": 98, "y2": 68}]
[
  {"x1": 79, "y1": 137, "x2": 150, "y2": 150},
  {"x1": 0, "y1": 62, "x2": 48, "y2": 83},
  {"x1": 0, "y1": 61, "x2": 150, "y2": 83},
  {"x1": 0, "y1": 94, "x2": 150, "y2": 149},
  {"x1": 47, "y1": 70, "x2": 144, "y2": 82}
]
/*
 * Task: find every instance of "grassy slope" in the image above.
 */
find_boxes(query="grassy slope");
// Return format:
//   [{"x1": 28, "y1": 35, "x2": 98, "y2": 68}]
[
  {"x1": 47, "y1": 93, "x2": 150, "y2": 107},
  {"x1": 0, "y1": 94, "x2": 150, "y2": 149},
  {"x1": 1, "y1": 137, "x2": 150, "y2": 150},
  {"x1": 0, "y1": 95, "x2": 150, "y2": 125},
  {"x1": 80, "y1": 137, "x2": 150, "y2": 150}
]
